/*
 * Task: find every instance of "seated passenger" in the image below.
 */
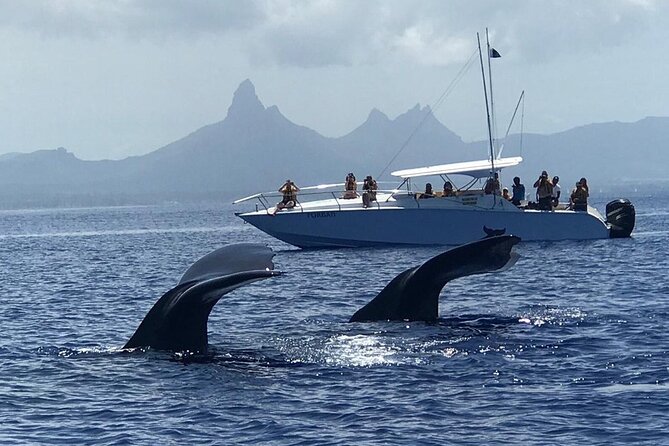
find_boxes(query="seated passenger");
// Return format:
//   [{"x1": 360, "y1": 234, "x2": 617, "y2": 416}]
[
  {"x1": 273, "y1": 179, "x2": 300, "y2": 215},
  {"x1": 484, "y1": 173, "x2": 501, "y2": 195},
  {"x1": 511, "y1": 176, "x2": 525, "y2": 206},
  {"x1": 502, "y1": 187, "x2": 511, "y2": 201},
  {"x1": 420, "y1": 183, "x2": 434, "y2": 199},
  {"x1": 362, "y1": 175, "x2": 378, "y2": 208},
  {"x1": 443, "y1": 181, "x2": 455, "y2": 197},
  {"x1": 570, "y1": 180, "x2": 589, "y2": 211},
  {"x1": 343, "y1": 172, "x2": 358, "y2": 199}
]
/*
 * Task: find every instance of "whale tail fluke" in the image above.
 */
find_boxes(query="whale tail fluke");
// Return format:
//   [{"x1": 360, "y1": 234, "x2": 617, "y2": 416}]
[
  {"x1": 349, "y1": 235, "x2": 520, "y2": 322},
  {"x1": 124, "y1": 244, "x2": 281, "y2": 354}
]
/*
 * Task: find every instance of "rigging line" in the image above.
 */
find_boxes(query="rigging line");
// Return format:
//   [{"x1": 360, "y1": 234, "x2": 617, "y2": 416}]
[
  {"x1": 376, "y1": 49, "x2": 478, "y2": 179},
  {"x1": 503, "y1": 90, "x2": 525, "y2": 139},
  {"x1": 497, "y1": 90, "x2": 525, "y2": 159}
]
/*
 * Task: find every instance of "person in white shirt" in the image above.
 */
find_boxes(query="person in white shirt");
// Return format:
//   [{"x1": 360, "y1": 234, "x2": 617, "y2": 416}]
[{"x1": 551, "y1": 176, "x2": 561, "y2": 208}]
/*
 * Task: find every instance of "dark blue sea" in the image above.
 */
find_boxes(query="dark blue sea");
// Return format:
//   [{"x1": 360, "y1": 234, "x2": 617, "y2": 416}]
[{"x1": 1, "y1": 192, "x2": 668, "y2": 445}]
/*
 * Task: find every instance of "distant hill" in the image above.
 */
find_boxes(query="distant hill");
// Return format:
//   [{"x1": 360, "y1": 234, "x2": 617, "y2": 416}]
[{"x1": 0, "y1": 79, "x2": 667, "y2": 208}]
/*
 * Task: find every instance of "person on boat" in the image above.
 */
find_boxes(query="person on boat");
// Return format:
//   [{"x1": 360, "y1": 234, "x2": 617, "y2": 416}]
[
  {"x1": 533, "y1": 171, "x2": 554, "y2": 211},
  {"x1": 511, "y1": 176, "x2": 525, "y2": 206},
  {"x1": 579, "y1": 177, "x2": 589, "y2": 194},
  {"x1": 551, "y1": 176, "x2": 561, "y2": 208},
  {"x1": 420, "y1": 183, "x2": 434, "y2": 199},
  {"x1": 443, "y1": 181, "x2": 455, "y2": 197},
  {"x1": 502, "y1": 187, "x2": 511, "y2": 201},
  {"x1": 484, "y1": 172, "x2": 501, "y2": 195},
  {"x1": 273, "y1": 179, "x2": 300, "y2": 215},
  {"x1": 570, "y1": 180, "x2": 589, "y2": 211},
  {"x1": 343, "y1": 172, "x2": 358, "y2": 199},
  {"x1": 362, "y1": 175, "x2": 378, "y2": 208}
]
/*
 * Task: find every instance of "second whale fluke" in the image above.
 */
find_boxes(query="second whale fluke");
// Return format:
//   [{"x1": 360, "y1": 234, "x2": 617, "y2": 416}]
[{"x1": 349, "y1": 235, "x2": 520, "y2": 323}]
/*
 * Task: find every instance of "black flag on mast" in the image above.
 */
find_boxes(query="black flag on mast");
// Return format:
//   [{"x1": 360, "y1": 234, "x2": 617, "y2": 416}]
[{"x1": 489, "y1": 48, "x2": 501, "y2": 58}]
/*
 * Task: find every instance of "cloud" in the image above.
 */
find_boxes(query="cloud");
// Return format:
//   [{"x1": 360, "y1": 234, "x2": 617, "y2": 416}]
[
  {"x1": 0, "y1": 0, "x2": 665, "y2": 65},
  {"x1": 0, "y1": 0, "x2": 264, "y2": 39}
]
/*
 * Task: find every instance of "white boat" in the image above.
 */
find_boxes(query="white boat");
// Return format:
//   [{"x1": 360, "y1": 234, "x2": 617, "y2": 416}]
[
  {"x1": 234, "y1": 156, "x2": 635, "y2": 248},
  {"x1": 234, "y1": 31, "x2": 635, "y2": 248}
]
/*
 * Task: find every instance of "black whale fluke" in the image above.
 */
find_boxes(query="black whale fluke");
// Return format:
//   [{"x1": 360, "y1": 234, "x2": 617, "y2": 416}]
[
  {"x1": 349, "y1": 235, "x2": 520, "y2": 323},
  {"x1": 124, "y1": 244, "x2": 281, "y2": 354}
]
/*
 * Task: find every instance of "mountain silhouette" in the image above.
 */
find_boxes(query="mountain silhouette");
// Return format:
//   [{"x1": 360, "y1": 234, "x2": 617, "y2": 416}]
[{"x1": 0, "y1": 79, "x2": 667, "y2": 208}]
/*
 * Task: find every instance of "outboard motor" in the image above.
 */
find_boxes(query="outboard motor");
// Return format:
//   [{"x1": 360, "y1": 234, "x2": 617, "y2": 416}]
[{"x1": 606, "y1": 199, "x2": 635, "y2": 238}]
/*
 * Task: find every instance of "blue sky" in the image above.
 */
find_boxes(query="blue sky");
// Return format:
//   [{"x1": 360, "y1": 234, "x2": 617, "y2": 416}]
[{"x1": 0, "y1": 0, "x2": 666, "y2": 159}]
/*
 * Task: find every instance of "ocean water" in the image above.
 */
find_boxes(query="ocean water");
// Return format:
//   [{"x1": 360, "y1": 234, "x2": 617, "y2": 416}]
[{"x1": 0, "y1": 193, "x2": 667, "y2": 445}]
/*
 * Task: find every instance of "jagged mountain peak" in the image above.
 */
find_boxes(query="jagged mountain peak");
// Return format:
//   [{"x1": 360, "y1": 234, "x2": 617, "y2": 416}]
[
  {"x1": 394, "y1": 103, "x2": 433, "y2": 122},
  {"x1": 226, "y1": 79, "x2": 265, "y2": 119},
  {"x1": 367, "y1": 108, "x2": 390, "y2": 122}
]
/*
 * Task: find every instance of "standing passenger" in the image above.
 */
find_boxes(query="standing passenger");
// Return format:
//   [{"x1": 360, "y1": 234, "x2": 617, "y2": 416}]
[
  {"x1": 533, "y1": 171, "x2": 553, "y2": 211},
  {"x1": 570, "y1": 180, "x2": 589, "y2": 211},
  {"x1": 551, "y1": 176, "x2": 561, "y2": 208},
  {"x1": 511, "y1": 176, "x2": 525, "y2": 206}
]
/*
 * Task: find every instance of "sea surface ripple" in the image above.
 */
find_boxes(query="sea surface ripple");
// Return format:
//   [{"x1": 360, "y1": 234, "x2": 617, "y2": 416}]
[{"x1": 1, "y1": 194, "x2": 668, "y2": 445}]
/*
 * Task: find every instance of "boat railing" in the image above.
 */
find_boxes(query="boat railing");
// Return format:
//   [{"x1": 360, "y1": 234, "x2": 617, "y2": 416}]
[
  {"x1": 234, "y1": 188, "x2": 406, "y2": 212},
  {"x1": 234, "y1": 187, "x2": 528, "y2": 213}
]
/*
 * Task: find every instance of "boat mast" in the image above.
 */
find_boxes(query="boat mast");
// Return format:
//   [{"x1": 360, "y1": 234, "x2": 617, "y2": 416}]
[
  {"x1": 486, "y1": 28, "x2": 498, "y2": 160},
  {"x1": 477, "y1": 33, "x2": 496, "y2": 178}
]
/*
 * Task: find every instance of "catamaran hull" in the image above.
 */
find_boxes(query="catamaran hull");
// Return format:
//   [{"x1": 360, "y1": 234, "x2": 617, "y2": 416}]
[{"x1": 237, "y1": 208, "x2": 611, "y2": 248}]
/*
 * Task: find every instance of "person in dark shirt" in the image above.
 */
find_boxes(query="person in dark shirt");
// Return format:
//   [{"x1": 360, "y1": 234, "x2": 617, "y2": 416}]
[
  {"x1": 420, "y1": 183, "x2": 434, "y2": 199},
  {"x1": 511, "y1": 176, "x2": 525, "y2": 206}
]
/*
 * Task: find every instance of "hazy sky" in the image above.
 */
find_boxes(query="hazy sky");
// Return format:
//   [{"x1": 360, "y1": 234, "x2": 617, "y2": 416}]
[{"x1": 1, "y1": 0, "x2": 667, "y2": 160}]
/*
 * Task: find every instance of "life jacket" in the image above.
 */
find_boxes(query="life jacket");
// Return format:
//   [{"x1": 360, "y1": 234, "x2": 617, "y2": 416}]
[
  {"x1": 280, "y1": 183, "x2": 297, "y2": 201},
  {"x1": 571, "y1": 187, "x2": 588, "y2": 204}
]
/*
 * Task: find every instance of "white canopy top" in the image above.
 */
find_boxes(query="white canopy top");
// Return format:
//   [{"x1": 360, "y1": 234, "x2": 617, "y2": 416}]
[{"x1": 391, "y1": 156, "x2": 523, "y2": 179}]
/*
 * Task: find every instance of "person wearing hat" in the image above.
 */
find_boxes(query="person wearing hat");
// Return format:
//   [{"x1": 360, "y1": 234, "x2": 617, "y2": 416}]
[
  {"x1": 533, "y1": 170, "x2": 554, "y2": 211},
  {"x1": 502, "y1": 187, "x2": 511, "y2": 201},
  {"x1": 551, "y1": 176, "x2": 561, "y2": 208}
]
